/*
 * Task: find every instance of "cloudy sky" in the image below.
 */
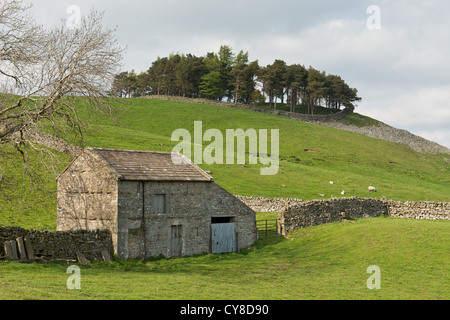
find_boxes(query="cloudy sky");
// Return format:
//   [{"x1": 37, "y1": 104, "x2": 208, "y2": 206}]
[{"x1": 30, "y1": 0, "x2": 450, "y2": 148}]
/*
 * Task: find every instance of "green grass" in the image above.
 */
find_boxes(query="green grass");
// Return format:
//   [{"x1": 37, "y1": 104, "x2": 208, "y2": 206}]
[
  {"x1": 256, "y1": 212, "x2": 278, "y2": 220},
  {"x1": 0, "y1": 144, "x2": 71, "y2": 230},
  {"x1": 0, "y1": 217, "x2": 448, "y2": 300},
  {"x1": 339, "y1": 112, "x2": 382, "y2": 127}
]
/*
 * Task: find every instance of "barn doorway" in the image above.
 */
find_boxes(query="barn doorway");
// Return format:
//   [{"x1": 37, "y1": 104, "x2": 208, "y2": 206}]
[
  {"x1": 211, "y1": 217, "x2": 237, "y2": 254},
  {"x1": 170, "y1": 225, "x2": 182, "y2": 258}
]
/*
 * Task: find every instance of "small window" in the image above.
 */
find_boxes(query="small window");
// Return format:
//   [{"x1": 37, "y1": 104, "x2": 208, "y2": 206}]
[{"x1": 153, "y1": 194, "x2": 167, "y2": 214}]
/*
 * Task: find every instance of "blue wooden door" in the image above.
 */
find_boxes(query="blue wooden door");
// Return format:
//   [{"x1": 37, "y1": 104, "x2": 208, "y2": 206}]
[{"x1": 211, "y1": 223, "x2": 236, "y2": 254}]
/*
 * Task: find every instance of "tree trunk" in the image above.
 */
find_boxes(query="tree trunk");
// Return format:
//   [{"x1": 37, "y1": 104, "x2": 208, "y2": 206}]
[{"x1": 234, "y1": 82, "x2": 240, "y2": 104}]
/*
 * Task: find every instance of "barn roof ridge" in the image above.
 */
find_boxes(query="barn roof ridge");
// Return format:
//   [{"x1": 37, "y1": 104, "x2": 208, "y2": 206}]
[
  {"x1": 88, "y1": 147, "x2": 173, "y2": 155},
  {"x1": 85, "y1": 147, "x2": 213, "y2": 182}
]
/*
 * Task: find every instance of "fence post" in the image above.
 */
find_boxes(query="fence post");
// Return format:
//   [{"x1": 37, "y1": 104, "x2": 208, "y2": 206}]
[{"x1": 265, "y1": 220, "x2": 268, "y2": 237}]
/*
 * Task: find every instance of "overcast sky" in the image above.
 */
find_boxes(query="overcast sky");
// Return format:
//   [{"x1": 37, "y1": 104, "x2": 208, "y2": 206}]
[{"x1": 30, "y1": 0, "x2": 450, "y2": 148}]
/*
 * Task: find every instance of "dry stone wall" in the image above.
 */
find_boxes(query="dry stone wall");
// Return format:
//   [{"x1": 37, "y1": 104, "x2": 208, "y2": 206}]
[
  {"x1": 387, "y1": 200, "x2": 450, "y2": 220},
  {"x1": 0, "y1": 227, "x2": 113, "y2": 261},
  {"x1": 234, "y1": 195, "x2": 300, "y2": 212},
  {"x1": 145, "y1": 95, "x2": 349, "y2": 122},
  {"x1": 278, "y1": 197, "x2": 387, "y2": 236},
  {"x1": 237, "y1": 196, "x2": 450, "y2": 236},
  {"x1": 116, "y1": 181, "x2": 257, "y2": 259},
  {"x1": 23, "y1": 130, "x2": 82, "y2": 157}
]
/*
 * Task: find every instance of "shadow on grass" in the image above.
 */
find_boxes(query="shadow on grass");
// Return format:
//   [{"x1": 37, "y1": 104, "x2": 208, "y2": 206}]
[
  {"x1": 0, "y1": 234, "x2": 288, "y2": 277},
  {"x1": 80, "y1": 234, "x2": 288, "y2": 275},
  {"x1": 245, "y1": 235, "x2": 286, "y2": 252}
]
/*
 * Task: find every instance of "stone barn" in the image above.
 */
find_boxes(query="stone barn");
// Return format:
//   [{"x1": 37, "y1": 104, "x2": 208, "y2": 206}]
[{"x1": 57, "y1": 147, "x2": 257, "y2": 259}]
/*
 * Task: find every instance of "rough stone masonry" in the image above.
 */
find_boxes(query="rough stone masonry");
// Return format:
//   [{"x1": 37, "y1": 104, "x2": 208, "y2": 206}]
[
  {"x1": 236, "y1": 196, "x2": 450, "y2": 236},
  {"x1": 0, "y1": 227, "x2": 113, "y2": 261}
]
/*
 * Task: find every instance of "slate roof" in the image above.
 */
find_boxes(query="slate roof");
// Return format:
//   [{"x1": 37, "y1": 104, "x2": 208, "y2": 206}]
[{"x1": 88, "y1": 147, "x2": 213, "y2": 182}]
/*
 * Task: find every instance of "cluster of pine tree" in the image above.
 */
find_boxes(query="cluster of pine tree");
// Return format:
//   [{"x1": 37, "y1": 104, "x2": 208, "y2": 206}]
[{"x1": 110, "y1": 45, "x2": 361, "y2": 114}]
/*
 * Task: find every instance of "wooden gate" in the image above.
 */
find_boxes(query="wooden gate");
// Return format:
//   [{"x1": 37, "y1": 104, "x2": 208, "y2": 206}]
[
  {"x1": 256, "y1": 219, "x2": 279, "y2": 237},
  {"x1": 211, "y1": 223, "x2": 236, "y2": 254}
]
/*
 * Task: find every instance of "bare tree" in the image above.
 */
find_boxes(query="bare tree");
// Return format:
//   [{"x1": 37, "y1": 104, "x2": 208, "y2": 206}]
[
  {"x1": 0, "y1": 0, "x2": 44, "y2": 85},
  {"x1": 0, "y1": 0, "x2": 123, "y2": 197},
  {"x1": 1, "y1": 1, "x2": 123, "y2": 144}
]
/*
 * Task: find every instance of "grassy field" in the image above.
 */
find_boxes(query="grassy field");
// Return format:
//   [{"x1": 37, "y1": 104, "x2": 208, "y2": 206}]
[
  {"x1": 0, "y1": 217, "x2": 448, "y2": 300},
  {"x1": 1, "y1": 97, "x2": 449, "y2": 230},
  {"x1": 0, "y1": 98, "x2": 449, "y2": 301}
]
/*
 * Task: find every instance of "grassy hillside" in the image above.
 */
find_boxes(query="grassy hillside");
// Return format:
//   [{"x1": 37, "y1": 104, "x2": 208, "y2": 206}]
[
  {"x1": 0, "y1": 97, "x2": 449, "y2": 230},
  {"x1": 81, "y1": 98, "x2": 449, "y2": 200},
  {"x1": 0, "y1": 144, "x2": 71, "y2": 230},
  {"x1": 0, "y1": 217, "x2": 448, "y2": 300}
]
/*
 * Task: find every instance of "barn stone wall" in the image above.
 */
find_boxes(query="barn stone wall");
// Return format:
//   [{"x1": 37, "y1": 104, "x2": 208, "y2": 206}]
[
  {"x1": 117, "y1": 180, "x2": 257, "y2": 259},
  {"x1": 57, "y1": 150, "x2": 119, "y2": 253},
  {"x1": 57, "y1": 150, "x2": 258, "y2": 260}
]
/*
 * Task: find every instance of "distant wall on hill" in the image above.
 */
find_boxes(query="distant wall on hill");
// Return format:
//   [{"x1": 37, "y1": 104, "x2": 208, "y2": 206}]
[
  {"x1": 23, "y1": 130, "x2": 82, "y2": 157},
  {"x1": 145, "y1": 95, "x2": 349, "y2": 122},
  {"x1": 235, "y1": 195, "x2": 299, "y2": 213},
  {"x1": 233, "y1": 104, "x2": 350, "y2": 123}
]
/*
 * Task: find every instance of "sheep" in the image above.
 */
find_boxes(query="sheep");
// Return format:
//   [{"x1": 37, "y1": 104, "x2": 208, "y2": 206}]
[{"x1": 368, "y1": 186, "x2": 377, "y2": 192}]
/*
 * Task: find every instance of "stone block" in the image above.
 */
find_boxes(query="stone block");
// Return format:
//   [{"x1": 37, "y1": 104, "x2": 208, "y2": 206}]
[
  {"x1": 76, "y1": 251, "x2": 91, "y2": 265},
  {"x1": 24, "y1": 237, "x2": 35, "y2": 261},
  {"x1": 9, "y1": 239, "x2": 19, "y2": 260},
  {"x1": 16, "y1": 237, "x2": 28, "y2": 261},
  {"x1": 3, "y1": 241, "x2": 13, "y2": 259}
]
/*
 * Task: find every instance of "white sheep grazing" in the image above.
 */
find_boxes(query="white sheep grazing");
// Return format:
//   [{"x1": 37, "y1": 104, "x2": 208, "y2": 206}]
[{"x1": 368, "y1": 186, "x2": 377, "y2": 192}]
